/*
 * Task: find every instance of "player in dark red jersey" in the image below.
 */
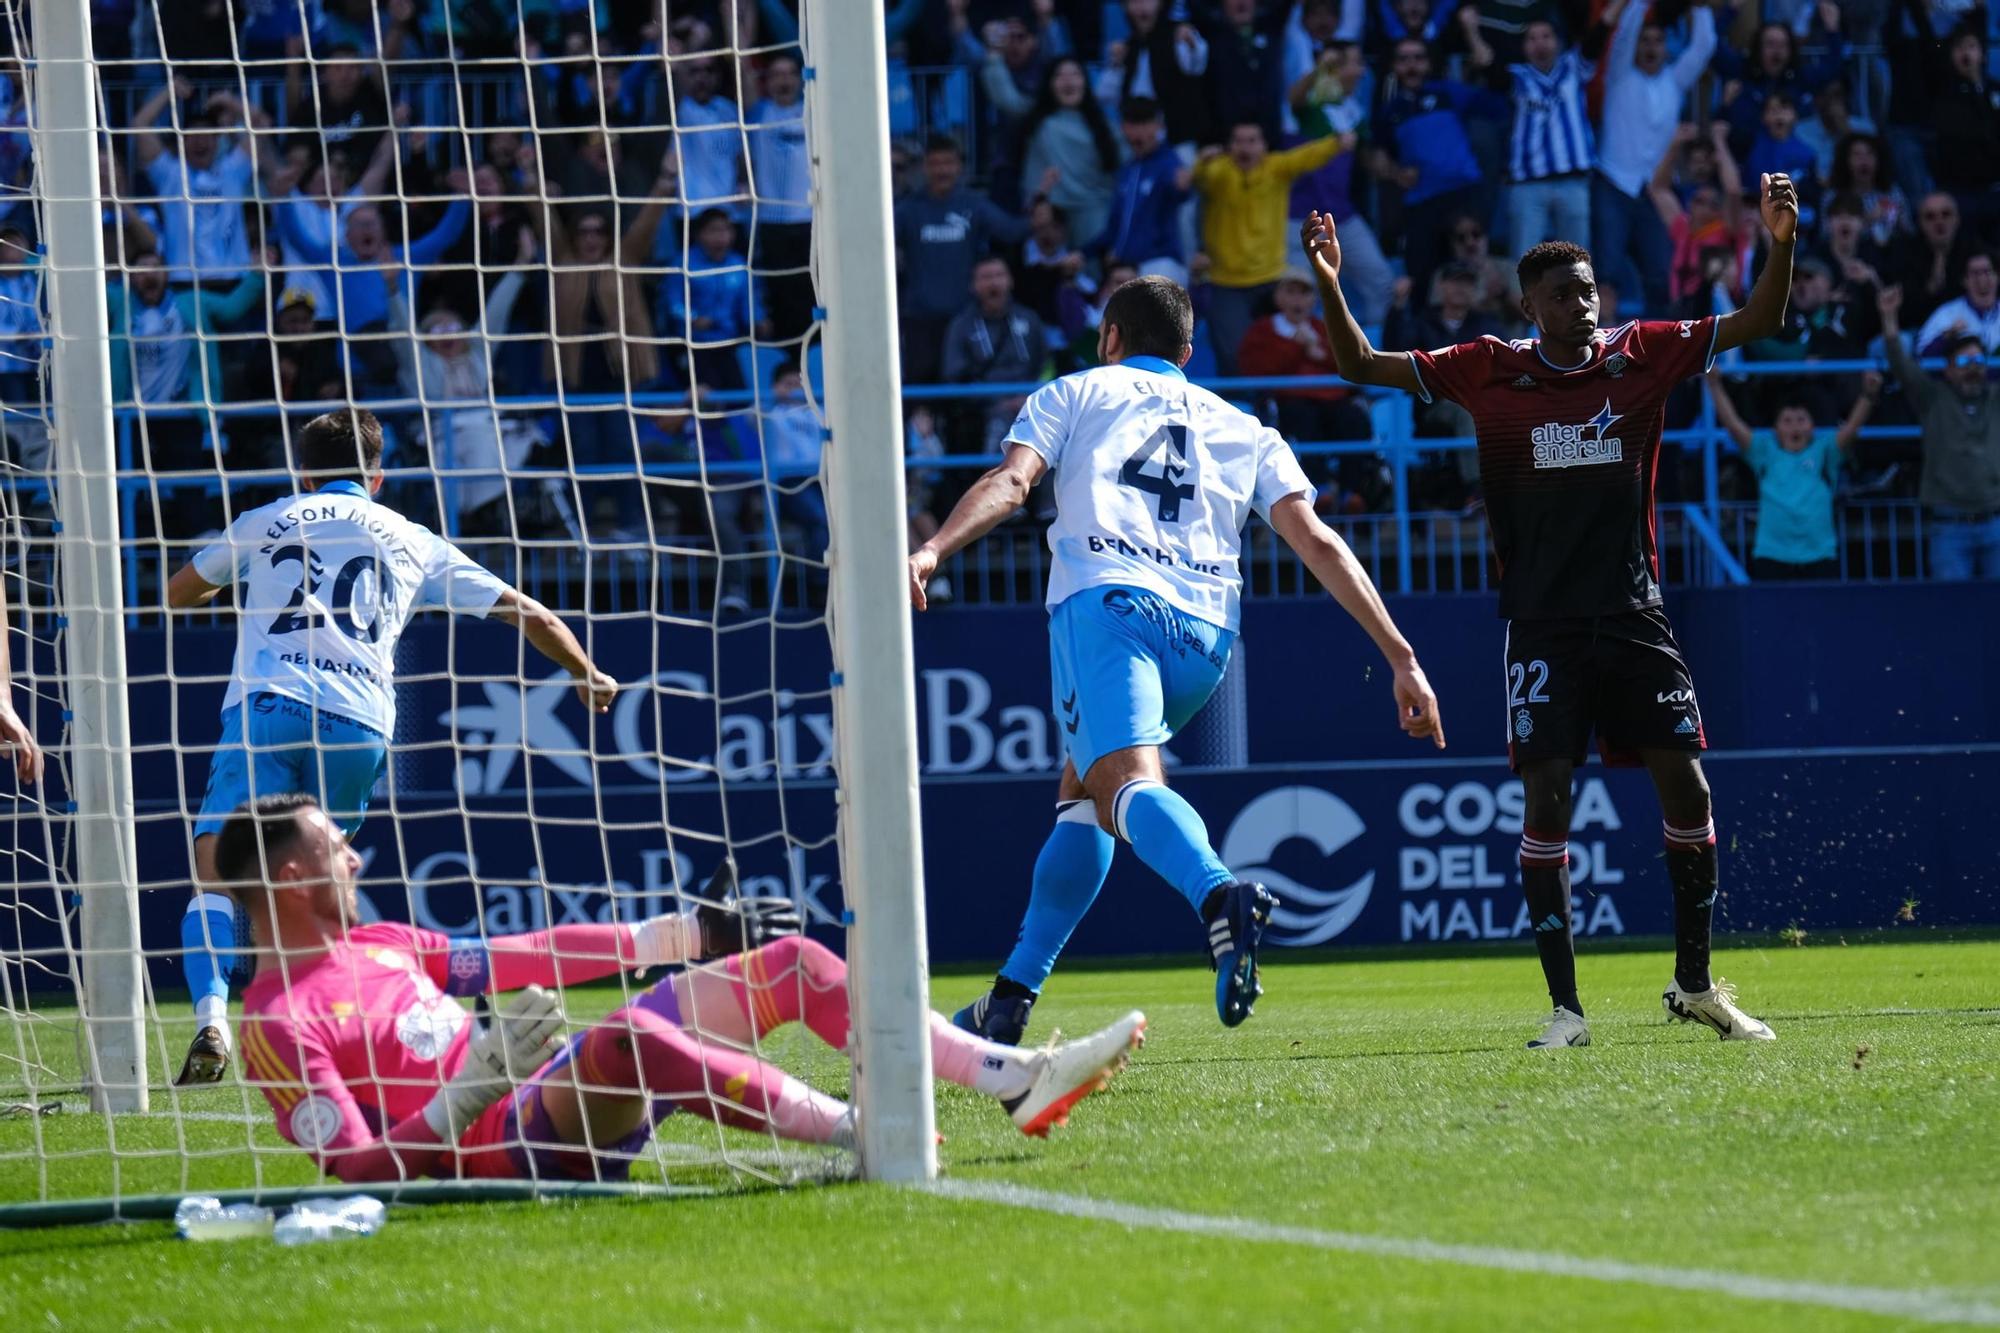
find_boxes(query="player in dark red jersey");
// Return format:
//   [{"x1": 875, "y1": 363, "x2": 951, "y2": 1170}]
[{"x1": 1303, "y1": 173, "x2": 1801, "y2": 1049}]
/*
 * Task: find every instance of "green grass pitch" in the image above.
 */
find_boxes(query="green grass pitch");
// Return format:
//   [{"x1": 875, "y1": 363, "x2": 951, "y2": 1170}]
[{"x1": 4, "y1": 933, "x2": 1998, "y2": 1330}]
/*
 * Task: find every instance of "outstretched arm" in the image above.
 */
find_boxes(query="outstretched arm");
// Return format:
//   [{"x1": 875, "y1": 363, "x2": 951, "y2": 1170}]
[
  {"x1": 1268, "y1": 493, "x2": 1443, "y2": 747},
  {"x1": 1836, "y1": 374, "x2": 1881, "y2": 454},
  {"x1": 907, "y1": 444, "x2": 1047, "y2": 610},
  {"x1": 1302, "y1": 211, "x2": 1422, "y2": 393},
  {"x1": 1703, "y1": 369, "x2": 1754, "y2": 450},
  {"x1": 0, "y1": 573, "x2": 39, "y2": 783},
  {"x1": 488, "y1": 588, "x2": 618, "y2": 712},
  {"x1": 1715, "y1": 174, "x2": 1798, "y2": 354}
]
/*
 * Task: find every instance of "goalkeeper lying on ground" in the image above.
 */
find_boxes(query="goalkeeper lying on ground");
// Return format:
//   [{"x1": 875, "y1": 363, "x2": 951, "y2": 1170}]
[{"x1": 223, "y1": 795, "x2": 1145, "y2": 1182}]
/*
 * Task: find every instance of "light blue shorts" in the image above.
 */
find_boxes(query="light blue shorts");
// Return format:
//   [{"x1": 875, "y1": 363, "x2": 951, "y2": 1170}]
[
  {"x1": 193, "y1": 692, "x2": 388, "y2": 840},
  {"x1": 1048, "y1": 585, "x2": 1235, "y2": 780}
]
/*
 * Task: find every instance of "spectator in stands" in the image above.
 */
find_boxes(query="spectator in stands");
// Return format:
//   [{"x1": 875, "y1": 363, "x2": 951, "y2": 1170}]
[
  {"x1": 674, "y1": 55, "x2": 747, "y2": 215},
  {"x1": 893, "y1": 134, "x2": 1029, "y2": 383},
  {"x1": 1798, "y1": 78, "x2": 1873, "y2": 184},
  {"x1": 1827, "y1": 132, "x2": 1909, "y2": 249},
  {"x1": 978, "y1": 11, "x2": 1056, "y2": 132},
  {"x1": 1878, "y1": 283, "x2": 2000, "y2": 579},
  {"x1": 131, "y1": 79, "x2": 255, "y2": 285},
  {"x1": 400, "y1": 266, "x2": 532, "y2": 537},
  {"x1": 942, "y1": 255, "x2": 1048, "y2": 451},
  {"x1": 1893, "y1": 191, "x2": 1975, "y2": 325},
  {"x1": 265, "y1": 131, "x2": 398, "y2": 324},
  {"x1": 1882, "y1": 1, "x2": 1954, "y2": 203},
  {"x1": 1382, "y1": 260, "x2": 1506, "y2": 453},
  {"x1": 1915, "y1": 250, "x2": 2000, "y2": 355},
  {"x1": 1650, "y1": 123, "x2": 1750, "y2": 311},
  {"x1": 1714, "y1": 11, "x2": 1848, "y2": 160},
  {"x1": 1370, "y1": 36, "x2": 1496, "y2": 300},
  {"x1": 1428, "y1": 212, "x2": 1517, "y2": 327},
  {"x1": 664, "y1": 208, "x2": 763, "y2": 393},
  {"x1": 1284, "y1": 40, "x2": 1392, "y2": 324},
  {"x1": 283, "y1": 42, "x2": 391, "y2": 169},
  {"x1": 1492, "y1": 17, "x2": 1597, "y2": 258},
  {"x1": 1932, "y1": 26, "x2": 2000, "y2": 223},
  {"x1": 1235, "y1": 267, "x2": 1376, "y2": 509},
  {"x1": 1207, "y1": 0, "x2": 1290, "y2": 143},
  {"x1": 1196, "y1": 119, "x2": 1355, "y2": 374},
  {"x1": 1016, "y1": 198, "x2": 1092, "y2": 356},
  {"x1": 1092, "y1": 98, "x2": 1192, "y2": 284},
  {"x1": 539, "y1": 164, "x2": 674, "y2": 541},
  {"x1": 1593, "y1": 0, "x2": 1719, "y2": 315},
  {"x1": 746, "y1": 49, "x2": 814, "y2": 346},
  {"x1": 104, "y1": 248, "x2": 264, "y2": 520},
  {"x1": 1099, "y1": 0, "x2": 1211, "y2": 148},
  {"x1": 1706, "y1": 368, "x2": 1879, "y2": 581},
  {"x1": 1821, "y1": 193, "x2": 1889, "y2": 298},
  {"x1": 1018, "y1": 57, "x2": 1126, "y2": 250},
  {"x1": 98, "y1": 150, "x2": 159, "y2": 268},
  {"x1": 261, "y1": 285, "x2": 344, "y2": 405},
  {"x1": 762, "y1": 360, "x2": 830, "y2": 568},
  {"x1": 1744, "y1": 92, "x2": 1820, "y2": 200},
  {"x1": 1068, "y1": 259, "x2": 1140, "y2": 365}
]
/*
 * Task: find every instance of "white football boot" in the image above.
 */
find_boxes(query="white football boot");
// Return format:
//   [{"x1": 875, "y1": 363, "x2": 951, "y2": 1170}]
[
  {"x1": 1663, "y1": 978, "x2": 1776, "y2": 1041},
  {"x1": 1526, "y1": 1006, "x2": 1591, "y2": 1049},
  {"x1": 1005, "y1": 1010, "x2": 1147, "y2": 1137}
]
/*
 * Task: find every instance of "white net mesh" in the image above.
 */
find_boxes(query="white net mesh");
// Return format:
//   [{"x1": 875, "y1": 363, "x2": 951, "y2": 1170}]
[{"x1": 0, "y1": 0, "x2": 876, "y2": 1212}]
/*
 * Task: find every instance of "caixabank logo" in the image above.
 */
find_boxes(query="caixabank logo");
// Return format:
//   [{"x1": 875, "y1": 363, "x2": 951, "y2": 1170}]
[{"x1": 1219, "y1": 779, "x2": 1635, "y2": 946}]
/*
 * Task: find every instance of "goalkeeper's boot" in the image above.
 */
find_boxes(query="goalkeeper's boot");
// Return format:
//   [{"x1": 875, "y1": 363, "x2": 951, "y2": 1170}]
[
  {"x1": 1005, "y1": 1010, "x2": 1146, "y2": 1138},
  {"x1": 951, "y1": 988, "x2": 1034, "y2": 1047},
  {"x1": 175, "y1": 1025, "x2": 231, "y2": 1086},
  {"x1": 1526, "y1": 1007, "x2": 1591, "y2": 1049},
  {"x1": 1663, "y1": 978, "x2": 1776, "y2": 1041},
  {"x1": 1206, "y1": 881, "x2": 1277, "y2": 1028}
]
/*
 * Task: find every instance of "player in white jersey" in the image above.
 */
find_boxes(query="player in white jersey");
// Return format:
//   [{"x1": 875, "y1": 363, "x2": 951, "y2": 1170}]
[
  {"x1": 908, "y1": 277, "x2": 1445, "y2": 1039},
  {"x1": 164, "y1": 409, "x2": 617, "y2": 1085}
]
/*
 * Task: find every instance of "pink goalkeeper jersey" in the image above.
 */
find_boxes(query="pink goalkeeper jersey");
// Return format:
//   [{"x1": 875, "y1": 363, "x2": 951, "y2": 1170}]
[{"x1": 240, "y1": 922, "x2": 485, "y2": 1159}]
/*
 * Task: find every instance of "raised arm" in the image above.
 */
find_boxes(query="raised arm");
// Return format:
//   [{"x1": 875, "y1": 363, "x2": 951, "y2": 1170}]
[
  {"x1": 907, "y1": 444, "x2": 1048, "y2": 610},
  {"x1": 1715, "y1": 174, "x2": 1798, "y2": 355},
  {"x1": 1602, "y1": 0, "x2": 1645, "y2": 82},
  {"x1": 1267, "y1": 493, "x2": 1443, "y2": 747},
  {"x1": 1302, "y1": 210, "x2": 1422, "y2": 392},
  {"x1": 487, "y1": 587, "x2": 618, "y2": 712},
  {"x1": 0, "y1": 573, "x2": 39, "y2": 783},
  {"x1": 1702, "y1": 369, "x2": 1754, "y2": 449},
  {"x1": 1649, "y1": 126, "x2": 1693, "y2": 226},
  {"x1": 131, "y1": 77, "x2": 185, "y2": 169},
  {"x1": 1669, "y1": 1, "x2": 1721, "y2": 93},
  {"x1": 1874, "y1": 283, "x2": 1937, "y2": 407},
  {"x1": 1836, "y1": 373, "x2": 1881, "y2": 453}
]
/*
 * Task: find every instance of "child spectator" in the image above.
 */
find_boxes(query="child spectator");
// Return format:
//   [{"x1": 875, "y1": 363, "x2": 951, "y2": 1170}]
[
  {"x1": 1715, "y1": 15, "x2": 1847, "y2": 160},
  {"x1": 1650, "y1": 123, "x2": 1751, "y2": 310},
  {"x1": 1744, "y1": 92, "x2": 1819, "y2": 202},
  {"x1": 1092, "y1": 98, "x2": 1192, "y2": 284},
  {"x1": 664, "y1": 208, "x2": 763, "y2": 393},
  {"x1": 1706, "y1": 369, "x2": 1878, "y2": 580}
]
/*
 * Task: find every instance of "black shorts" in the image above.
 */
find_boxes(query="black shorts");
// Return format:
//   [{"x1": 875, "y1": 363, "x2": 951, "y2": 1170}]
[{"x1": 1503, "y1": 608, "x2": 1705, "y2": 772}]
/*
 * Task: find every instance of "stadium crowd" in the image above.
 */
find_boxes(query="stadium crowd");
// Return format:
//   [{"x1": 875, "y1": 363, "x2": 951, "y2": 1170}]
[{"x1": 7, "y1": 0, "x2": 2000, "y2": 587}]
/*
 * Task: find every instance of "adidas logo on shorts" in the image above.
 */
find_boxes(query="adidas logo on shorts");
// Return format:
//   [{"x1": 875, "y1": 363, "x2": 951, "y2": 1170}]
[{"x1": 1675, "y1": 717, "x2": 1698, "y2": 735}]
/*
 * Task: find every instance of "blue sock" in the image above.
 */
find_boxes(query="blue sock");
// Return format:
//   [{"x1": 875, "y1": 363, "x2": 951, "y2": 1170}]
[
  {"x1": 181, "y1": 893, "x2": 237, "y2": 1027},
  {"x1": 1114, "y1": 780, "x2": 1234, "y2": 917},
  {"x1": 999, "y1": 801, "x2": 1116, "y2": 992}
]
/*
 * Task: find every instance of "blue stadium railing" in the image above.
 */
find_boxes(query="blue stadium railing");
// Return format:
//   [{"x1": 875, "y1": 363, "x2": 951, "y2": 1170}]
[{"x1": 22, "y1": 354, "x2": 1932, "y2": 625}]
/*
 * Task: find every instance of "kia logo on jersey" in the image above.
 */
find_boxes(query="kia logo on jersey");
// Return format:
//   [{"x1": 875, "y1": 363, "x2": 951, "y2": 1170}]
[{"x1": 1530, "y1": 400, "x2": 1625, "y2": 469}]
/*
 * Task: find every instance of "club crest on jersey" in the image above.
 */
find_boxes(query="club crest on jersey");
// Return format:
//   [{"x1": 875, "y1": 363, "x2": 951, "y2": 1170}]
[
  {"x1": 1602, "y1": 352, "x2": 1629, "y2": 377},
  {"x1": 1514, "y1": 708, "x2": 1534, "y2": 739},
  {"x1": 1531, "y1": 399, "x2": 1625, "y2": 469}
]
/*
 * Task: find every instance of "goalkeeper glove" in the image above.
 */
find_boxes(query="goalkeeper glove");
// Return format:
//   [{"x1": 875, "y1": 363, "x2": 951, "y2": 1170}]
[
  {"x1": 629, "y1": 897, "x2": 805, "y2": 966},
  {"x1": 422, "y1": 985, "x2": 565, "y2": 1140}
]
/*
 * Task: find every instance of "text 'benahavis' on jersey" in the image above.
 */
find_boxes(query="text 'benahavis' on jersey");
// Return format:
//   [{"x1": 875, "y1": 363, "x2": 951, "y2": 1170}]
[
  {"x1": 1407, "y1": 317, "x2": 1720, "y2": 621},
  {"x1": 1004, "y1": 355, "x2": 1314, "y2": 631},
  {"x1": 191, "y1": 479, "x2": 512, "y2": 736}
]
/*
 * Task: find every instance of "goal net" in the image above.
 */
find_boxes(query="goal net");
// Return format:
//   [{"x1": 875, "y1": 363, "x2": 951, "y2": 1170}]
[{"x1": 0, "y1": 0, "x2": 930, "y2": 1220}]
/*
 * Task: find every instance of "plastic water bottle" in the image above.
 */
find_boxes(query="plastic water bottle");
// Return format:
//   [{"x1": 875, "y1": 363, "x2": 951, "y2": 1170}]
[
  {"x1": 174, "y1": 1196, "x2": 275, "y2": 1241},
  {"x1": 271, "y1": 1194, "x2": 387, "y2": 1245}
]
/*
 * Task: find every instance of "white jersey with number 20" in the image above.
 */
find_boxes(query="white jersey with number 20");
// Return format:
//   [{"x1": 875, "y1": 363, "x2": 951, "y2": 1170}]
[
  {"x1": 1005, "y1": 359, "x2": 1313, "y2": 631},
  {"x1": 191, "y1": 480, "x2": 512, "y2": 737}
]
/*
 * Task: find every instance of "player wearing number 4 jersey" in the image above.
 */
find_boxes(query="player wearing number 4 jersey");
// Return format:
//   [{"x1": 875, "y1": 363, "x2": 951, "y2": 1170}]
[
  {"x1": 910, "y1": 277, "x2": 1444, "y2": 1041},
  {"x1": 164, "y1": 409, "x2": 618, "y2": 1086},
  {"x1": 1305, "y1": 174, "x2": 1805, "y2": 1049}
]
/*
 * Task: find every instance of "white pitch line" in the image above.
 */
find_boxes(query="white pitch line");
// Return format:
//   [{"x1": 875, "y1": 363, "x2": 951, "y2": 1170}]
[{"x1": 927, "y1": 1180, "x2": 2000, "y2": 1328}]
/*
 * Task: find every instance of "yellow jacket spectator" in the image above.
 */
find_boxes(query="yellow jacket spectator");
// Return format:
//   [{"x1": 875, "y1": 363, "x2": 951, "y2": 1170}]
[{"x1": 1194, "y1": 123, "x2": 1353, "y2": 372}]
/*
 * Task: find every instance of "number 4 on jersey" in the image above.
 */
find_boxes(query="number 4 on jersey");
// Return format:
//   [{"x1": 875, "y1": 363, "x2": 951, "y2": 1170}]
[{"x1": 1121, "y1": 424, "x2": 1197, "y2": 522}]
